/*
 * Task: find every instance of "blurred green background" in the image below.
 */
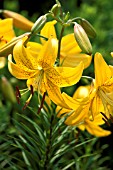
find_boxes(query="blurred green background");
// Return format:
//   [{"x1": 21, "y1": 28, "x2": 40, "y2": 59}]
[{"x1": 0, "y1": 0, "x2": 113, "y2": 169}]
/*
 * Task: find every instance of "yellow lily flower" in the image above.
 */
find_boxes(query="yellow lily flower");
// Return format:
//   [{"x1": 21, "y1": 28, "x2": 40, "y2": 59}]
[
  {"x1": 0, "y1": 18, "x2": 15, "y2": 68},
  {"x1": 40, "y1": 20, "x2": 92, "y2": 69},
  {"x1": 93, "y1": 52, "x2": 113, "y2": 117},
  {"x1": 8, "y1": 36, "x2": 84, "y2": 108},
  {"x1": 57, "y1": 85, "x2": 111, "y2": 137}
]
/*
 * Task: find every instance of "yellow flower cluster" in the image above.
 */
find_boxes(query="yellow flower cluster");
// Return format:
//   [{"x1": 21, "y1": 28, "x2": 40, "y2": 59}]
[{"x1": 0, "y1": 12, "x2": 113, "y2": 137}]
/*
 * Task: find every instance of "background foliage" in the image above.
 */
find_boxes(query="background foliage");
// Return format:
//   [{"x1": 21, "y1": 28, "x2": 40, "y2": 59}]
[{"x1": 0, "y1": 0, "x2": 113, "y2": 169}]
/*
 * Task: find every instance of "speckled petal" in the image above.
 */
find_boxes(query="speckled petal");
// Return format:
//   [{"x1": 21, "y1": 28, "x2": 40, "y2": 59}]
[
  {"x1": 13, "y1": 37, "x2": 39, "y2": 70},
  {"x1": 45, "y1": 77, "x2": 69, "y2": 108},
  {"x1": 46, "y1": 62, "x2": 83, "y2": 87},
  {"x1": 0, "y1": 18, "x2": 15, "y2": 44},
  {"x1": 8, "y1": 54, "x2": 36, "y2": 79}
]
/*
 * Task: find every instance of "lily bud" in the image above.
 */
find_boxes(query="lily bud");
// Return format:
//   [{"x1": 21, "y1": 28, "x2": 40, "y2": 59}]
[
  {"x1": 0, "y1": 9, "x2": 33, "y2": 31},
  {"x1": 1, "y1": 76, "x2": 16, "y2": 103},
  {"x1": 0, "y1": 32, "x2": 30, "y2": 57},
  {"x1": 79, "y1": 19, "x2": 96, "y2": 38},
  {"x1": 74, "y1": 22, "x2": 92, "y2": 55},
  {"x1": 31, "y1": 15, "x2": 47, "y2": 34}
]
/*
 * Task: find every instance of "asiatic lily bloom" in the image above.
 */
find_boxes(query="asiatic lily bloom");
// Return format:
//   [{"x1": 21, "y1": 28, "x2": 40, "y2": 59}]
[
  {"x1": 8, "y1": 36, "x2": 84, "y2": 108},
  {"x1": 0, "y1": 18, "x2": 15, "y2": 68},
  {"x1": 40, "y1": 20, "x2": 92, "y2": 68},
  {"x1": 57, "y1": 85, "x2": 111, "y2": 137},
  {"x1": 93, "y1": 52, "x2": 113, "y2": 118}
]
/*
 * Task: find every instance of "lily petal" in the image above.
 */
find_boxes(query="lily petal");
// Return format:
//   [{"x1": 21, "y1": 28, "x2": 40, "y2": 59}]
[
  {"x1": 60, "y1": 53, "x2": 92, "y2": 69},
  {"x1": 47, "y1": 62, "x2": 83, "y2": 87},
  {"x1": 94, "y1": 52, "x2": 112, "y2": 87},
  {"x1": 27, "y1": 41, "x2": 42, "y2": 57},
  {"x1": 45, "y1": 77, "x2": 69, "y2": 108},
  {"x1": 40, "y1": 20, "x2": 57, "y2": 44},
  {"x1": 37, "y1": 38, "x2": 58, "y2": 67},
  {"x1": 13, "y1": 37, "x2": 39, "y2": 70},
  {"x1": 85, "y1": 118, "x2": 111, "y2": 137},
  {"x1": 62, "y1": 92, "x2": 80, "y2": 110},
  {"x1": 65, "y1": 104, "x2": 89, "y2": 126},
  {"x1": 61, "y1": 33, "x2": 81, "y2": 55},
  {"x1": 0, "y1": 18, "x2": 15, "y2": 43},
  {"x1": 8, "y1": 54, "x2": 36, "y2": 79}
]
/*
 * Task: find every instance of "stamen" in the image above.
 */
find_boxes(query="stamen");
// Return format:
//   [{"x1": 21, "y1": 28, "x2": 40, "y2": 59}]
[
  {"x1": 16, "y1": 86, "x2": 21, "y2": 98},
  {"x1": 30, "y1": 85, "x2": 34, "y2": 96},
  {"x1": 100, "y1": 112, "x2": 109, "y2": 121},
  {"x1": 15, "y1": 92, "x2": 20, "y2": 104},
  {"x1": 22, "y1": 101, "x2": 30, "y2": 110},
  {"x1": 22, "y1": 94, "x2": 32, "y2": 110},
  {"x1": 102, "y1": 117, "x2": 110, "y2": 126},
  {"x1": 110, "y1": 114, "x2": 113, "y2": 123},
  {"x1": 15, "y1": 86, "x2": 21, "y2": 104},
  {"x1": 37, "y1": 92, "x2": 46, "y2": 114}
]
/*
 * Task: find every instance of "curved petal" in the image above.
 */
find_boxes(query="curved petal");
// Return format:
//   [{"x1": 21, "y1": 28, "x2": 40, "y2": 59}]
[
  {"x1": 62, "y1": 92, "x2": 80, "y2": 110},
  {"x1": 13, "y1": 37, "x2": 39, "y2": 70},
  {"x1": 61, "y1": 33, "x2": 81, "y2": 55},
  {"x1": 46, "y1": 62, "x2": 84, "y2": 87},
  {"x1": 60, "y1": 53, "x2": 92, "y2": 69},
  {"x1": 85, "y1": 118, "x2": 111, "y2": 137},
  {"x1": 94, "y1": 53, "x2": 112, "y2": 87},
  {"x1": 0, "y1": 18, "x2": 15, "y2": 43},
  {"x1": 37, "y1": 38, "x2": 58, "y2": 67},
  {"x1": 57, "y1": 106, "x2": 71, "y2": 117},
  {"x1": 27, "y1": 41, "x2": 42, "y2": 57},
  {"x1": 65, "y1": 104, "x2": 89, "y2": 126},
  {"x1": 45, "y1": 77, "x2": 69, "y2": 108},
  {"x1": 8, "y1": 54, "x2": 36, "y2": 79},
  {"x1": 40, "y1": 20, "x2": 57, "y2": 44}
]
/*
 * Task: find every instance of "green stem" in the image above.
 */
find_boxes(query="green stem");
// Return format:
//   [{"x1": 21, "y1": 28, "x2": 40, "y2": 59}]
[
  {"x1": 44, "y1": 114, "x2": 54, "y2": 170},
  {"x1": 57, "y1": 25, "x2": 65, "y2": 66},
  {"x1": 67, "y1": 17, "x2": 82, "y2": 24},
  {"x1": 81, "y1": 76, "x2": 94, "y2": 81},
  {"x1": 51, "y1": 13, "x2": 63, "y2": 24}
]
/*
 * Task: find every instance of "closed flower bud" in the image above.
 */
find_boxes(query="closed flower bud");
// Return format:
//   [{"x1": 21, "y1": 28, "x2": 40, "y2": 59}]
[
  {"x1": 74, "y1": 22, "x2": 92, "y2": 55},
  {"x1": 1, "y1": 76, "x2": 16, "y2": 103},
  {"x1": 79, "y1": 19, "x2": 96, "y2": 38},
  {"x1": 1, "y1": 10, "x2": 33, "y2": 31},
  {"x1": 31, "y1": 15, "x2": 47, "y2": 34}
]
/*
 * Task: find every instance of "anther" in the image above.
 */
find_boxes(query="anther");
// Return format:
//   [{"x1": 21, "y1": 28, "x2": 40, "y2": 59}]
[
  {"x1": 37, "y1": 92, "x2": 46, "y2": 114},
  {"x1": 102, "y1": 117, "x2": 110, "y2": 126},
  {"x1": 22, "y1": 101, "x2": 30, "y2": 110},
  {"x1": 110, "y1": 114, "x2": 113, "y2": 123},
  {"x1": 100, "y1": 112, "x2": 109, "y2": 121},
  {"x1": 16, "y1": 86, "x2": 21, "y2": 98},
  {"x1": 15, "y1": 86, "x2": 21, "y2": 104},
  {"x1": 30, "y1": 85, "x2": 34, "y2": 96}
]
